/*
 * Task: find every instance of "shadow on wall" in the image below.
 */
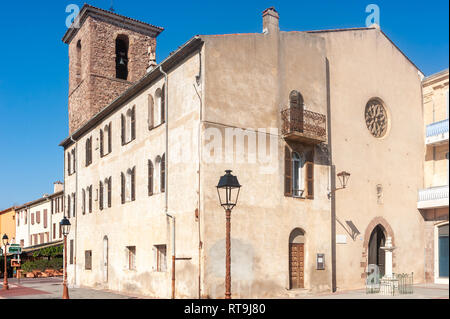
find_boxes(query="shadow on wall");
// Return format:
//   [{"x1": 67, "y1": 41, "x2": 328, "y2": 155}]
[{"x1": 337, "y1": 218, "x2": 361, "y2": 241}]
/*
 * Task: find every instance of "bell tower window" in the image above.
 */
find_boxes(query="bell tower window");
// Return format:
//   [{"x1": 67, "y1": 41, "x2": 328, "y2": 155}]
[
  {"x1": 76, "y1": 40, "x2": 82, "y2": 84},
  {"x1": 115, "y1": 35, "x2": 129, "y2": 80}
]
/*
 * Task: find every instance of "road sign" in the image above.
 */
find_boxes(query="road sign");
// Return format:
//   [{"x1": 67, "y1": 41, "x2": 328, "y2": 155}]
[{"x1": 8, "y1": 245, "x2": 22, "y2": 254}]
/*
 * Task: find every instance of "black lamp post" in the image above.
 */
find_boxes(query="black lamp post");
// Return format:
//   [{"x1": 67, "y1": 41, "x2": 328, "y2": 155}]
[
  {"x1": 2, "y1": 234, "x2": 9, "y2": 290},
  {"x1": 60, "y1": 217, "x2": 71, "y2": 299},
  {"x1": 216, "y1": 170, "x2": 241, "y2": 299}
]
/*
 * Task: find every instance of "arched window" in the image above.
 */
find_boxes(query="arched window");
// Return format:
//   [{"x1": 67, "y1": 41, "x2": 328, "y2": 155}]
[
  {"x1": 161, "y1": 85, "x2": 166, "y2": 124},
  {"x1": 155, "y1": 156, "x2": 162, "y2": 193},
  {"x1": 123, "y1": 167, "x2": 136, "y2": 203},
  {"x1": 148, "y1": 160, "x2": 154, "y2": 196},
  {"x1": 99, "y1": 181, "x2": 104, "y2": 211},
  {"x1": 155, "y1": 88, "x2": 162, "y2": 126},
  {"x1": 148, "y1": 94, "x2": 154, "y2": 129},
  {"x1": 82, "y1": 189, "x2": 86, "y2": 215},
  {"x1": 68, "y1": 152, "x2": 71, "y2": 175},
  {"x1": 292, "y1": 152, "x2": 305, "y2": 198},
  {"x1": 115, "y1": 35, "x2": 129, "y2": 80},
  {"x1": 106, "y1": 177, "x2": 112, "y2": 208},
  {"x1": 88, "y1": 185, "x2": 92, "y2": 213},
  {"x1": 122, "y1": 107, "x2": 135, "y2": 145},
  {"x1": 85, "y1": 137, "x2": 92, "y2": 166},
  {"x1": 76, "y1": 40, "x2": 82, "y2": 84}
]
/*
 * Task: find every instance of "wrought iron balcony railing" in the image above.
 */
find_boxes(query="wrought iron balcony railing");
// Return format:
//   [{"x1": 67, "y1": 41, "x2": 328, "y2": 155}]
[
  {"x1": 426, "y1": 119, "x2": 449, "y2": 137},
  {"x1": 417, "y1": 185, "x2": 449, "y2": 209},
  {"x1": 281, "y1": 107, "x2": 326, "y2": 144},
  {"x1": 425, "y1": 119, "x2": 449, "y2": 146}
]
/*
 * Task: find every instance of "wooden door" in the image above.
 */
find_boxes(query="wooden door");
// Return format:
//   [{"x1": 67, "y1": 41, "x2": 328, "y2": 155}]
[{"x1": 289, "y1": 243, "x2": 304, "y2": 288}]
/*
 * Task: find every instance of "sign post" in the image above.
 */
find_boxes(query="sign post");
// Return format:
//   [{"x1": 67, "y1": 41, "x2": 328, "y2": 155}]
[{"x1": 8, "y1": 244, "x2": 22, "y2": 254}]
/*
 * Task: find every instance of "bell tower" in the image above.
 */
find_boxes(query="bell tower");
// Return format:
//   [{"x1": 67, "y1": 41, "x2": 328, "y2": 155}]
[{"x1": 63, "y1": 4, "x2": 164, "y2": 134}]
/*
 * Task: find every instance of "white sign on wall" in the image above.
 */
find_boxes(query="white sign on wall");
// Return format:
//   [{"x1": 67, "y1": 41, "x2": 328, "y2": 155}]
[{"x1": 336, "y1": 234, "x2": 347, "y2": 244}]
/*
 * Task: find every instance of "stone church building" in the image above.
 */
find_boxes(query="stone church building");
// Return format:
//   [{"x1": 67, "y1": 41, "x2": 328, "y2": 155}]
[{"x1": 60, "y1": 5, "x2": 426, "y2": 298}]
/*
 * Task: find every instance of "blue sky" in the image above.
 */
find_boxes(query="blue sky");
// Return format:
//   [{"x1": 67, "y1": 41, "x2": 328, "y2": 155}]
[{"x1": 0, "y1": 0, "x2": 448, "y2": 209}]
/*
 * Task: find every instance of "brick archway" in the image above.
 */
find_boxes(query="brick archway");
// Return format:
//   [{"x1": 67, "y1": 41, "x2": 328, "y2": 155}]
[{"x1": 360, "y1": 217, "x2": 395, "y2": 279}]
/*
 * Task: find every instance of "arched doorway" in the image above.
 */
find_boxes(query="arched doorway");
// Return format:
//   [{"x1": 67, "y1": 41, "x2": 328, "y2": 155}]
[
  {"x1": 103, "y1": 236, "x2": 109, "y2": 283},
  {"x1": 289, "y1": 228, "x2": 305, "y2": 289},
  {"x1": 368, "y1": 225, "x2": 386, "y2": 276}
]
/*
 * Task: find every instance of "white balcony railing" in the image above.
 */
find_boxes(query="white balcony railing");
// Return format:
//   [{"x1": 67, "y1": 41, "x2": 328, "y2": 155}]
[
  {"x1": 417, "y1": 185, "x2": 449, "y2": 209},
  {"x1": 426, "y1": 119, "x2": 449, "y2": 146}
]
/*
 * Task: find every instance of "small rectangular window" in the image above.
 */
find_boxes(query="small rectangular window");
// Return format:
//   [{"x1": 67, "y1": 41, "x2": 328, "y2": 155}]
[
  {"x1": 85, "y1": 250, "x2": 92, "y2": 270},
  {"x1": 154, "y1": 245, "x2": 167, "y2": 272},
  {"x1": 127, "y1": 246, "x2": 136, "y2": 270}
]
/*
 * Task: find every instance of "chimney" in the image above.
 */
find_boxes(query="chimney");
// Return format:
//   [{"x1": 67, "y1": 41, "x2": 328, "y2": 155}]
[
  {"x1": 54, "y1": 181, "x2": 64, "y2": 194},
  {"x1": 262, "y1": 7, "x2": 279, "y2": 34}
]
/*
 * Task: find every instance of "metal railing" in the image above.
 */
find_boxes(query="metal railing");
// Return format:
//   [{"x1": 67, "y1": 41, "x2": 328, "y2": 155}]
[
  {"x1": 426, "y1": 119, "x2": 449, "y2": 138},
  {"x1": 418, "y1": 185, "x2": 449, "y2": 202},
  {"x1": 397, "y1": 273, "x2": 414, "y2": 294},
  {"x1": 281, "y1": 107, "x2": 326, "y2": 139}
]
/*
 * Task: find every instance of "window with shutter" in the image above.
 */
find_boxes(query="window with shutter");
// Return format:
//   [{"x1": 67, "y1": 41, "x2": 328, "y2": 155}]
[
  {"x1": 53, "y1": 224, "x2": 56, "y2": 239},
  {"x1": 36, "y1": 211, "x2": 40, "y2": 224},
  {"x1": 31, "y1": 213, "x2": 35, "y2": 225},
  {"x1": 68, "y1": 152, "x2": 71, "y2": 175},
  {"x1": 131, "y1": 106, "x2": 136, "y2": 141},
  {"x1": 131, "y1": 167, "x2": 136, "y2": 201},
  {"x1": 121, "y1": 172, "x2": 125, "y2": 204},
  {"x1": 99, "y1": 181, "x2": 104, "y2": 210},
  {"x1": 285, "y1": 146, "x2": 292, "y2": 196},
  {"x1": 108, "y1": 123, "x2": 112, "y2": 153},
  {"x1": 82, "y1": 189, "x2": 86, "y2": 215},
  {"x1": 100, "y1": 129, "x2": 104, "y2": 157},
  {"x1": 44, "y1": 210, "x2": 47, "y2": 228},
  {"x1": 161, "y1": 154, "x2": 165, "y2": 193},
  {"x1": 107, "y1": 178, "x2": 112, "y2": 208},
  {"x1": 121, "y1": 114, "x2": 125, "y2": 145},
  {"x1": 161, "y1": 85, "x2": 165, "y2": 124},
  {"x1": 85, "y1": 250, "x2": 92, "y2": 270},
  {"x1": 72, "y1": 193, "x2": 76, "y2": 217},
  {"x1": 67, "y1": 195, "x2": 71, "y2": 217},
  {"x1": 148, "y1": 160, "x2": 154, "y2": 196},
  {"x1": 305, "y1": 162, "x2": 314, "y2": 199},
  {"x1": 88, "y1": 186, "x2": 92, "y2": 213},
  {"x1": 70, "y1": 240, "x2": 74, "y2": 264},
  {"x1": 148, "y1": 95, "x2": 154, "y2": 129}
]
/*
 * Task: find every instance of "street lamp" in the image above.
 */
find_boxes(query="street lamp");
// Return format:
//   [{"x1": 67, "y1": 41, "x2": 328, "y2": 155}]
[
  {"x1": 216, "y1": 170, "x2": 241, "y2": 299},
  {"x1": 337, "y1": 171, "x2": 351, "y2": 189},
  {"x1": 60, "y1": 216, "x2": 71, "y2": 299},
  {"x1": 2, "y1": 234, "x2": 9, "y2": 290}
]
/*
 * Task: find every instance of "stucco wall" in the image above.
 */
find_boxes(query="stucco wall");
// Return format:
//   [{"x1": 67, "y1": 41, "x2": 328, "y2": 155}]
[
  {"x1": 200, "y1": 31, "x2": 332, "y2": 298},
  {"x1": 316, "y1": 28, "x2": 426, "y2": 289},
  {"x1": 64, "y1": 50, "x2": 202, "y2": 298}
]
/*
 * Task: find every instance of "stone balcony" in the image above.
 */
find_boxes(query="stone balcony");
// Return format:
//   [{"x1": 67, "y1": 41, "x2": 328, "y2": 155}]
[
  {"x1": 417, "y1": 185, "x2": 449, "y2": 209},
  {"x1": 281, "y1": 107, "x2": 326, "y2": 144},
  {"x1": 426, "y1": 119, "x2": 449, "y2": 146}
]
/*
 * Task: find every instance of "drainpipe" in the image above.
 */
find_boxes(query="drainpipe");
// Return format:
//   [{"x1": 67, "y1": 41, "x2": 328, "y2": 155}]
[
  {"x1": 160, "y1": 65, "x2": 175, "y2": 299},
  {"x1": 193, "y1": 49, "x2": 203, "y2": 299},
  {"x1": 325, "y1": 58, "x2": 337, "y2": 293},
  {"x1": 69, "y1": 136, "x2": 78, "y2": 288}
]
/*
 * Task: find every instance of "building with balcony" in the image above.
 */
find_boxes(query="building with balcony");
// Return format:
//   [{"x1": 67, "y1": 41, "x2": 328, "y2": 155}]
[
  {"x1": 59, "y1": 5, "x2": 426, "y2": 298},
  {"x1": 420, "y1": 68, "x2": 449, "y2": 284}
]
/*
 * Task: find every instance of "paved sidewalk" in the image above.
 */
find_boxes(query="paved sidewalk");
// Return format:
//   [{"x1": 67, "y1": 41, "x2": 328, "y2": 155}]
[
  {"x1": 0, "y1": 277, "x2": 139, "y2": 299},
  {"x1": 301, "y1": 283, "x2": 449, "y2": 299},
  {"x1": 1, "y1": 277, "x2": 448, "y2": 299}
]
